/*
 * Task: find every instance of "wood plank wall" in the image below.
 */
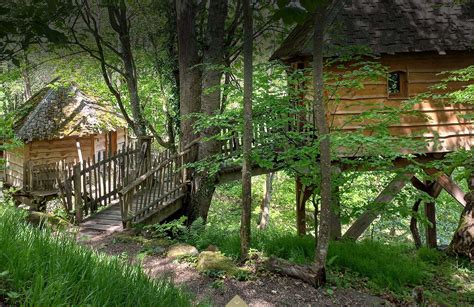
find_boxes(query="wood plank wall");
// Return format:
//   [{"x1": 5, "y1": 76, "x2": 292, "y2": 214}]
[
  {"x1": 5, "y1": 146, "x2": 26, "y2": 187},
  {"x1": 295, "y1": 51, "x2": 474, "y2": 155},
  {"x1": 5, "y1": 128, "x2": 128, "y2": 189}
]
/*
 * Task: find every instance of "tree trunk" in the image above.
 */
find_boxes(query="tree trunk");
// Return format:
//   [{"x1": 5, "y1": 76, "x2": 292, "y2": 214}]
[
  {"x1": 107, "y1": 1, "x2": 147, "y2": 137},
  {"x1": 176, "y1": 0, "x2": 201, "y2": 158},
  {"x1": 410, "y1": 199, "x2": 422, "y2": 249},
  {"x1": 312, "y1": 3, "x2": 330, "y2": 287},
  {"x1": 190, "y1": 0, "x2": 229, "y2": 223},
  {"x1": 176, "y1": 0, "x2": 202, "y2": 221},
  {"x1": 342, "y1": 172, "x2": 413, "y2": 241},
  {"x1": 258, "y1": 172, "x2": 274, "y2": 230},
  {"x1": 22, "y1": 51, "x2": 32, "y2": 101},
  {"x1": 329, "y1": 183, "x2": 342, "y2": 240},
  {"x1": 240, "y1": 0, "x2": 253, "y2": 261},
  {"x1": 448, "y1": 171, "x2": 474, "y2": 261},
  {"x1": 448, "y1": 193, "x2": 474, "y2": 261},
  {"x1": 296, "y1": 177, "x2": 314, "y2": 236}
]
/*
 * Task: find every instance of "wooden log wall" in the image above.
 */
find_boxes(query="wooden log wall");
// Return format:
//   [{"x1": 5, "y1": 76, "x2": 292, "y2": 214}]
[
  {"x1": 293, "y1": 51, "x2": 474, "y2": 156},
  {"x1": 5, "y1": 146, "x2": 26, "y2": 188}
]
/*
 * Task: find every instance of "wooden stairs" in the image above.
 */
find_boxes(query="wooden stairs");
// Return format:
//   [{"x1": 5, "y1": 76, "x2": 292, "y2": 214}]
[{"x1": 77, "y1": 146, "x2": 189, "y2": 232}]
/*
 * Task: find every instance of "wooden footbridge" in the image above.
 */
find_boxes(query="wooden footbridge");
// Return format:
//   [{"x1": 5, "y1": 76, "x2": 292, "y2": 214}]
[
  {"x1": 16, "y1": 109, "x2": 473, "y2": 234},
  {"x1": 56, "y1": 140, "x2": 192, "y2": 231}
]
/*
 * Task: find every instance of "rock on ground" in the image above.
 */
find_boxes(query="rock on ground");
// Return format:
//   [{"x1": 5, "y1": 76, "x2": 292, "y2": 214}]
[{"x1": 166, "y1": 243, "x2": 198, "y2": 259}]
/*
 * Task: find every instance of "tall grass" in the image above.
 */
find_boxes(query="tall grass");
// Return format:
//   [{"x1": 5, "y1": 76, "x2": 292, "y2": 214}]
[
  {"x1": 0, "y1": 205, "x2": 194, "y2": 306},
  {"x1": 188, "y1": 224, "x2": 433, "y2": 292}
]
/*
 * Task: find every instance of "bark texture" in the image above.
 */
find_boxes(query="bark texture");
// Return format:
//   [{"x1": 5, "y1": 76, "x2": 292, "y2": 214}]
[
  {"x1": 295, "y1": 177, "x2": 314, "y2": 236},
  {"x1": 258, "y1": 172, "x2": 275, "y2": 230},
  {"x1": 448, "y1": 171, "x2": 474, "y2": 261},
  {"x1": 190, "y1": 0, "x2": 229, "y2": 223},
  {"x1": 176, "y1": 0, "x2": 201, "y2": 158},
  {"x1": 312, "y1": 3, "x2": 330, "y2": 287},
  {"x1": 330, "y1": 183, "x2": 342, "y2": 240},
  {"x1": 410, "y1": 199, "x2": 423, "y2": 249},
  {"x1": 448, "y1": 193, "x2": 474, "y2": 261},
  {"x1": 240, "y1": 0, "x2": 253, "y2": 260}
]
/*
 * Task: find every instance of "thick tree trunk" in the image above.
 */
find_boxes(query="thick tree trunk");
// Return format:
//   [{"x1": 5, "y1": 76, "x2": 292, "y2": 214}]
[
  {"x1": 295, "y1": 177, "x2": 314, "y2": 236},
  {"x1": 342, "y1": 172, "x2": 413, "y2": 241},
  {"x1": 448, "y1": 172, "x2": 474, "y2": 261},
  {"x1": 189, "y1": 0, "x2": 229, "y2": 223},
  {"x1": 410, "y1": 199, "x2": 423, "y2": 249},
  {"x1": 240, "y1": 0, "x2": 253, "y2": 261},
  {"x1": 448, "y1": 193, "x2": 474, "y2": 261},
  {"x1": 176, "y1": 0, "x2": 202, "y2": 222},
  {"x1": 176, "y1": 0, "x2": 201, "y2": 158},
  {"x1": 312, "y1": 4, "x2": 330, "y2": 287},
  {"x1": 258, "y1": 172, "x2": 275, "y2": 230}
]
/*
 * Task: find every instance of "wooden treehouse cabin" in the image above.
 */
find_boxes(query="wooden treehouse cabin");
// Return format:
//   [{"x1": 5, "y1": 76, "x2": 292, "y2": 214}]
[
  {"x1": 270, "y1": 0, "x2": 474, "y2": 245},
  {"x1": 4, "y1": 84, "x2": 128, "y2": 207}
]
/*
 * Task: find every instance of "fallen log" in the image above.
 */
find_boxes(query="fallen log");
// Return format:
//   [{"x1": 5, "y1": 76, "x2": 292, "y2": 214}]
[{"x1": 265, "y1": 256, "x2": 323, "y2": 287}]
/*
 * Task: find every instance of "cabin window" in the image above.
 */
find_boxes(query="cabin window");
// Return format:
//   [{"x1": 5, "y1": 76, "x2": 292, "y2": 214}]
[{"x1": 388, "y1": 71, "x2": 408, "y2": 98}]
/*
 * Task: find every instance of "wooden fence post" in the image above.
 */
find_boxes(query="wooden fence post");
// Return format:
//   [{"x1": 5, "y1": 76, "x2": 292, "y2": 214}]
[{"x1": 73, "y1": 163, "x2": 83, "y2": 223}]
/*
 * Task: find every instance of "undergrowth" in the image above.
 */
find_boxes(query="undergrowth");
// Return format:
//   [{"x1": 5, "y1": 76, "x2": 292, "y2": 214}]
[
  {"x1": 0, "y1": 204, "x2": 195, "y2": 306},
  {"x1": 155, "y1": 216, "x2": 473, "y2": 304}
]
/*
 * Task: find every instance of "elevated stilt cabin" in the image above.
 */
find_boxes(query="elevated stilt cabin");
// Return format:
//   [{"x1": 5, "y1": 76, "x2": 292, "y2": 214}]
[
  {"x1": 272, "y1": 0, "x2": 474, "y2": 157},
  {"x1": 271, "y1": 0, "x2": 474, "y2": 244},
  {"x1": 4, "y1": 84, "x2": 128, "y2": 199}
]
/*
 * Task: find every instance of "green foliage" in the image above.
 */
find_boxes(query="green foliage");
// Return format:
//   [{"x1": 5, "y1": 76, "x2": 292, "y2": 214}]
[
  {"x1": 328, "y1": 241, "x2": 430, "y2": 292},
  {"x1": 144, "y1": 216, "x2": 206, "y2": 245},
  {"x1": 0, "y1": 204, "x2": 194, "y2": 306}
]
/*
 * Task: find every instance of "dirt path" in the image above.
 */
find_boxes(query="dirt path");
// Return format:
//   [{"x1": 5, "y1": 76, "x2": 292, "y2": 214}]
[{"x1": 77, "y1": 229, "x2": 392, "y2": 306}]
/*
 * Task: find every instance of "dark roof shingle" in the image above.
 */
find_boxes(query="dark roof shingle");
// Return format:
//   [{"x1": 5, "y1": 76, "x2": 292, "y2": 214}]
[{"x1": 271, "y1": 0, "x2": 474, "y2": 60}]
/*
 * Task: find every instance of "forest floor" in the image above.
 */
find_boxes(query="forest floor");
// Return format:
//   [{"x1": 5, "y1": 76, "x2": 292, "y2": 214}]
[{"x1": 78, "y1": 228, "x2": 391, "y2": 306}]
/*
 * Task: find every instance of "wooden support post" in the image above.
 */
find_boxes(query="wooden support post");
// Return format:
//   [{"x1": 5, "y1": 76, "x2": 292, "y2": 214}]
[
  {"x1": 425, "y1": 181, "x2": 442, "y2": 248},
  {"x1": 342, "y1": 172, "x2": 413, "y2": 241},
  {"x1": 424, "y1": 197, "x2": 437, "y2": 248},
  {"x1": 424, "y1": 169, "x2": 466, "y2": 207},
  {"x1": 73, "y1": 164, "x2": 83, "y2": 223}
]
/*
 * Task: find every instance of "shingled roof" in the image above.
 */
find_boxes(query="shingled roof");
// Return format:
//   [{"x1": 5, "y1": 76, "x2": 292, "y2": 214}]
[
  {"x1": 271, "y1": 0, "x2": 474, "y2": 61},
  {"x1": 15, "y1": 85, "x2": 127, "y2": 142}
]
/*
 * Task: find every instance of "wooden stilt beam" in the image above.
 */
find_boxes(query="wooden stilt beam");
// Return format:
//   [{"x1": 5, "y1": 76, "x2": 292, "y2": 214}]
[
  {"x1": 342, "y1": 172, "x2": 414, "y2": 241},
  {"x1": 424, "y1": 181, "x2": 442, "y2": 248},
  {"x1": 424, "y1": 169, "x2": 466, "y2": 207}
]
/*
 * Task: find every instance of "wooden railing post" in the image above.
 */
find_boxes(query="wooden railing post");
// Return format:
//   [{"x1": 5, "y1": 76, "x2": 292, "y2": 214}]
[{"x1": 73, "y1": 163, "x2": 83, "y2": 223}]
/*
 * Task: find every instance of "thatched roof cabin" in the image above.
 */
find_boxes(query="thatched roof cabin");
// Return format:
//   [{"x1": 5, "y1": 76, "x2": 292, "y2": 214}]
[{"x1": 4, "y1": 83, "x2": 128, "y2": 191}]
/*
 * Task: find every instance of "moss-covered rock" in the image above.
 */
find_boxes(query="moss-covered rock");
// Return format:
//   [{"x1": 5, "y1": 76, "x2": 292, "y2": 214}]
[
  {"x1": 196, "y1": 251, "x2": 237, "y2": 274},
  {"x1": 166, "y1": 243, "x2": 198, "y2": 259},
  {"x1": 26, "y1": 211, "x2": 69, "y2": 229}
]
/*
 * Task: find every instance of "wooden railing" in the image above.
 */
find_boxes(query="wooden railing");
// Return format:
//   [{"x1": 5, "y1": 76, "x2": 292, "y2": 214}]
[
  {"x1": 58, "y1": 143, "x2": 144, "y2": 222},
  {"x1": 119, "y1": 148, "x2": 190, "y2": 226},
  {"x1": 25, "y1": 161, "x2": 75, "y2": 192}
]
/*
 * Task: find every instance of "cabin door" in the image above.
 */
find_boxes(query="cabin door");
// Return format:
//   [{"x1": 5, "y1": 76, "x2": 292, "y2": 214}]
[{"x1": 108, "y1": 131, "x2": 118, "y2": 155}]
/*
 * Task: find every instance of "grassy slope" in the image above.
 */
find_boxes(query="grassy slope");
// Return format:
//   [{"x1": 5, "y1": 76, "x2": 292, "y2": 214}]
[
  {"x1": 185, "y1": 178, "x2": 474, "y2": 305},
  {"x1": 0, "y1": 205, "x2": 194, "y2": 306}
]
